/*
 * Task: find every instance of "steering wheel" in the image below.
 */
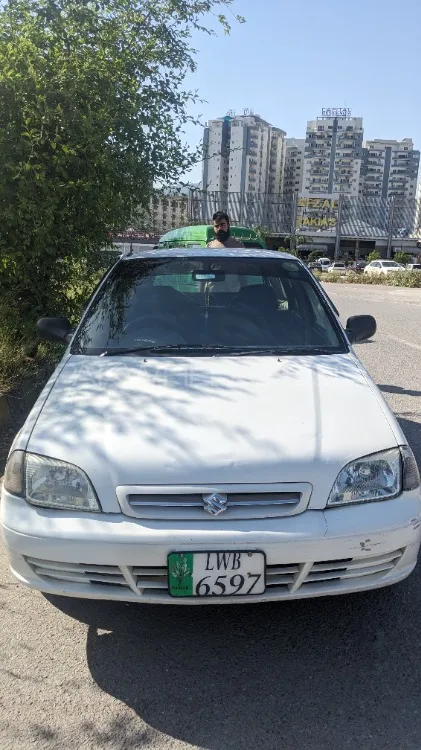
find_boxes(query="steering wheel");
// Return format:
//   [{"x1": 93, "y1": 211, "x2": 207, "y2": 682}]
[{"x1": 123, "y1": 313, "x2": 186, "y2": 337}]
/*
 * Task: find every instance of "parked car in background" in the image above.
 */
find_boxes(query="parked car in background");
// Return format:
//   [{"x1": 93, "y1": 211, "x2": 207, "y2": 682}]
[
  {"x1": 407, "y1": 264, "x2": 421, "y2": 271},
  {"x1": 349, "y1": 261, "x2": 367, "y2": 274},
  {"x1": 327, "y1": 262, "x2": 347, "y2": 274},
  {"x1": 308, "y1": 261, "x2": 322, "y2": 272},
  {"x1": 364, "y1": 260, "x2": 404, "y2": 276},
  {"x1": 318, "y1": 257, "x2": 331, "y2": 270},
  {"x1": 3, "y1": 247, "x2": 420, "y2": 605}
]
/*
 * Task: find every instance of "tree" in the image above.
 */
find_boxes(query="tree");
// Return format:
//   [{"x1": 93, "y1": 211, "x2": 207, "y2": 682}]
[
  {"x1": 284, "y1": 234, "x2": 311, "y2": 255},
  {"x1": 308, "y1": 250, "x2": 326, "y2": 262},
  {"x1": 394, "y1": 251, "x2": 411, "y2": 266},
  {"x1": 0, "y1": 0, "x2": 244, "y2": 333},
  {"x1": 367, "y1": 250, "x2": 381, "y2": 263}
]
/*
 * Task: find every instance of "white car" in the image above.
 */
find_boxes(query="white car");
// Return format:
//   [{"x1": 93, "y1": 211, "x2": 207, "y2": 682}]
[
  {"x1": 318, "y1": 257, "x2": 331, "y2": 270},
  {"x1": 327, "y1": 262, "x2": 347, "y2": 274},
  {"x1": 407, "y1": 264, "x2": 421, "y2": 271},
  {"x1": 2, "y1": 248, "x2": 421, "y2": 604},
  {"x1": 364, "y1": 260, "x2": 404, "y2": 275}
]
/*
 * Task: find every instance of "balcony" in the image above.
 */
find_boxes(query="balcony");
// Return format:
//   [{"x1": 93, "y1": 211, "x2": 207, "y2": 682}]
[{"x1": 309, "y1": 169, "x2": 327, "y2": 174}]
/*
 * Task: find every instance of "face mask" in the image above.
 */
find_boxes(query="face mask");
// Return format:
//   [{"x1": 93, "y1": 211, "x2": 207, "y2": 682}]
[{"x1": 216, "y1": 228, "x2": 230, "y2": 243}]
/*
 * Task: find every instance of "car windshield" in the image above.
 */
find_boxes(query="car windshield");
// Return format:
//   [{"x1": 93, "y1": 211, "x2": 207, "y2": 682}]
[
  {"x1": 72, "y1": 256, "x2": 346, "y2": 356},
  {"x1": 411, "y1": 264, "x2": 421, "y2": 269}
]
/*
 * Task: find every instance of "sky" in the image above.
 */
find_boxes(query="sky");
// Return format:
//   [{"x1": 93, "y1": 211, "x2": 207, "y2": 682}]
[{"x1": 182, "y1": 0, "x2": 421, "y2": 184}]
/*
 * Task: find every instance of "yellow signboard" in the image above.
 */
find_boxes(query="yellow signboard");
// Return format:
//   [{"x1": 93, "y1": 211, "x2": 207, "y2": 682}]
[{"x1": 296, "y1": 196, "x2": 339, "y2": 231}]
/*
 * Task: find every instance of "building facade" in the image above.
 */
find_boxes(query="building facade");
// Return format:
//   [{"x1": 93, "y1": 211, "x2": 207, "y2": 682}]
[
  {"x1": 149, "y1": 192, "x2": 188, "y2": 232},
  {"x1": 360, "y1": 139, "x2": 420, "y2": 200},
  {"x1": 283, "y1": 138, "x2": 305, "y2": 197},
  {"x1": 202, "y1": 114, "x2": 286, "y2": 195},
  {"x1": 303, "y1": 116, "x2": 364, "y2": 197}
]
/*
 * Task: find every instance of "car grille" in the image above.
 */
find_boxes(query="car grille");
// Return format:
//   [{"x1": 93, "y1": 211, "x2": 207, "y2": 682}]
[
  {"x1": 25, "y1": 548, "x2": 404, "y2": 599},
  {"x1": 117, "y1": 484, "x2": 311, "y2": 520}
]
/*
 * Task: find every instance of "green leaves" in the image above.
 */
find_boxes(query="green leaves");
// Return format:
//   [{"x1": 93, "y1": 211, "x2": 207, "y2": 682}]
[{"x1": 0, "y1": 0, "x2": 244, "y2": 337}]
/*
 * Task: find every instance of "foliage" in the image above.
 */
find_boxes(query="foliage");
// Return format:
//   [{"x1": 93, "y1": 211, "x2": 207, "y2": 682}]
[
  {"x1": 0, "y1": 0, "x2": 243, "y2": 339},
  {"x1": 253, "y1": 226, "x2": 269, "y2": 240},
  {"x1": 0, "y1": 293, "x2": 60, "y2": 394},
  {"x1": 393, "y1": 251, "x2": 411, "y2": 266},
  {"x1": 315, "y1": 270, "x2": 421, "y2": 288},
  {"x1": 308, "y1": 250, "x2": 326, "y2": 262},
  {"x1": 366, "y1": 250, "x2": 381, "y2": 263},
  {"x1": 284, "y1": 234, "x2": 311, "y2": 254},
  {"x1": 282, "y1": 246, "x2": 298, "y2": 256}
]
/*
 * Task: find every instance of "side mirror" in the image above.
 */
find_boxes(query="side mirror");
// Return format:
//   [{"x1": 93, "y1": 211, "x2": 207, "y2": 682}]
[
  {"x1": 36, "y1": 316, "x2": 74, "y2": 344},
  {"x1": 346, "y1": 314, "x2": 376, "y2": 343}
]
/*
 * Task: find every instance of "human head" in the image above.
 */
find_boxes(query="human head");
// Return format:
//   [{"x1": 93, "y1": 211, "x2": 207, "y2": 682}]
[{"x1": 212, "y1": 211, "x2": 230, "y2": 242}]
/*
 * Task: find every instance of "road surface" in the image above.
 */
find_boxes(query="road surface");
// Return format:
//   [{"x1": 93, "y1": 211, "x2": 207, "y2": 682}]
[{"x1": 1, "y1": 283, "x2": 421, "y2": 750}]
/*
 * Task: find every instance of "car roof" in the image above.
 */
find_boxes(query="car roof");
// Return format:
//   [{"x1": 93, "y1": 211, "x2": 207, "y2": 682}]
[{"x1": 121, "y1": 247, "x2": 297, "y2": 262}]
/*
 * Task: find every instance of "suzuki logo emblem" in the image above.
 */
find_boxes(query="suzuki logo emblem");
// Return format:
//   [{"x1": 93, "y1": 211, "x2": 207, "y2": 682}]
[{"x1": 203, "y1": 492, "x2": 228, "y2": 516}]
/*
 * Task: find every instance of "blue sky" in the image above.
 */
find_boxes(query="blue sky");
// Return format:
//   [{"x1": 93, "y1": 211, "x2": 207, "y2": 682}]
[{"x1": 182, "y1": 0, "x2": 421, "y2": 183}]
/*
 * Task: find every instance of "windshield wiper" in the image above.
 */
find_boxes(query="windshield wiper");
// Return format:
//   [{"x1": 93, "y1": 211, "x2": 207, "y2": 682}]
[
  {"x1": 100, "y1": 344, "x2": 340, "y2": 357},
  {"x1": 100, "y1": 344, "x2": 238, "y2": 356},
  {"x1": 101, "y1": 344, "x2": 198, "y2": 356}
]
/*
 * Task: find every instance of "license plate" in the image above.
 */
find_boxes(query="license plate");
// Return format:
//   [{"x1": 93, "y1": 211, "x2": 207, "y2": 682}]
[{"x1": 168, "y1": 551, "x2": 266, "y2": 597}]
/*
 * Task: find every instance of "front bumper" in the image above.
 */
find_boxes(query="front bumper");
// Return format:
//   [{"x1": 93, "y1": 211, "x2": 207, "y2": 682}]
[{"x1": 2, "y1": 489, "x2": 421, "y2": 604}]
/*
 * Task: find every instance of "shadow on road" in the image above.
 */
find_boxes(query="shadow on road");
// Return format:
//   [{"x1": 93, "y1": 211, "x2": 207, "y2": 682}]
[
  {"x1": 42, "y1": 405, "x2": 421, "y2": 750},
  {"x1": 379, "y1": 384, "x2": 421, "y2": 399},
  {"x1": 47, "y1": 566, "x2": 421, "y2": 750}
]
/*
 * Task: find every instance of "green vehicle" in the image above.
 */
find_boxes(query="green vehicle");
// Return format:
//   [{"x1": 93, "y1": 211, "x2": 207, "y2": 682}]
[{"x1": 157, "y1": 225, "x2": 267, "y2": 249}]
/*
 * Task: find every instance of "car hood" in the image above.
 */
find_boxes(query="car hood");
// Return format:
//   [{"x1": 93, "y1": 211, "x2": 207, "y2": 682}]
[{"x1": 26, "y1": 354, "x2": 401, "y2": 511}]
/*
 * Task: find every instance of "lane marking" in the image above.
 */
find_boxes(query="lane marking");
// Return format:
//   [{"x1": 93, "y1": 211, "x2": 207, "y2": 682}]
[{"x1": 382, "y1": 334, "x2": 421, "y2": 352}]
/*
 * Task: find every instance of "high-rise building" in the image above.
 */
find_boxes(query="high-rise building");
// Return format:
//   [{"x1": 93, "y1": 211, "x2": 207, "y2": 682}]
[
  {"x1": 359, "y1": 139, "x2": 420, "y2": 200},
  {"x1": 149, "y1": 191, "x2": 188, "y2": 232},
  {"x1": 202, "y1": 114, "x2": 286, "y2": 194},
  {"x1": 283, "y1": 138, "x2": 305, "y2": 197},
  {"x1": 303, "y1": 115, "x2": 364, "y2": 197}
]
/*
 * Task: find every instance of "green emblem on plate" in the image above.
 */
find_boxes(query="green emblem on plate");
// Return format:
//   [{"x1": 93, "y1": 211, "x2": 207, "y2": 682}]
[{"x1": 168, "y1": 553, "x2": 193, "y2": 596}]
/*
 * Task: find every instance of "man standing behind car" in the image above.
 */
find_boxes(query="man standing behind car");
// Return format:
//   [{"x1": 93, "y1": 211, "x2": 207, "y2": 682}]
[
  {"x1": 207, "y1": 211, "x2": 244, "y2": 248},
  {"x1": 204, "y1": 211, "x2": 244, "y2": 295}
]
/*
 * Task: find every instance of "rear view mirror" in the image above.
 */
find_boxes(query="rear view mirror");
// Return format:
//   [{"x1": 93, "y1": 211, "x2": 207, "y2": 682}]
[
  {"x1": 192, "y1": 270, "x2": 226, "y2": 282},
  {"x1": 346, "y1": 315, "x2": 376, "y2": 343},
  {"x1": 36, "y1": 316, "x2": 74, "y2": 344}
]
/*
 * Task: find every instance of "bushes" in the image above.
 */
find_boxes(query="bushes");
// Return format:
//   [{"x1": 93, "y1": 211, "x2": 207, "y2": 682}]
[
  {"x1": 314, "y1": 270, "x2": 421, "y2": 287},
  {"x1": 393, "y1": 251, "x2": 411, "y2": 266},
  {"x1": 0, "y1": 252, "x2": 116, "y2": 394},
  {"x1": 0, "y1": 301, "x2": 56, "y2": 395}
]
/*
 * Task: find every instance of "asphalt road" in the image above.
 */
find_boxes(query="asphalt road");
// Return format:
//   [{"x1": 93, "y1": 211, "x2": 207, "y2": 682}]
[{"x1": 1, "y1": 283, "x2": 421, "y2": 750}]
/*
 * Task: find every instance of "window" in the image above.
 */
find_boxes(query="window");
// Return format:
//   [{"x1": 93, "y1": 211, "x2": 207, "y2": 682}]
[{"x1": 73, "y1": 257, "x2": 346, "y2": 355}]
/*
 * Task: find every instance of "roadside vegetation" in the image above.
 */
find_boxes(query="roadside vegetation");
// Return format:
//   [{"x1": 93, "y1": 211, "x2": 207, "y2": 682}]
[
  {"x1": 0, "y1": 0, "x2": 243, "y2": 395},
  {"x1": 315, "y1": 270, "x2": 421, "y2": 287}
]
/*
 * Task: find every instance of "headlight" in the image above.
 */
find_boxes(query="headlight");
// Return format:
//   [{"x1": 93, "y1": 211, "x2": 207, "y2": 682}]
[
  {"x1": 3, "y1": 451, "x2": 101, "y2": 512},
  {"x1": 328, "y1": 448, "x2": 402, "y2": 506}
]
